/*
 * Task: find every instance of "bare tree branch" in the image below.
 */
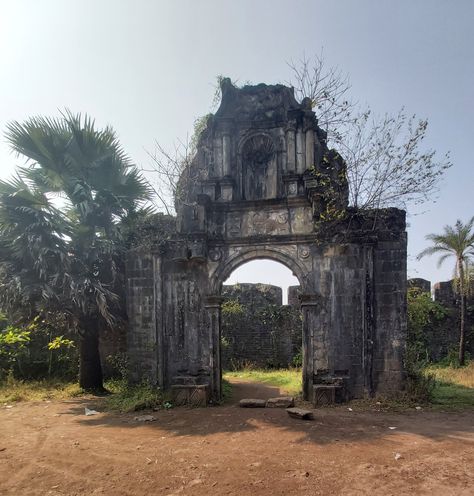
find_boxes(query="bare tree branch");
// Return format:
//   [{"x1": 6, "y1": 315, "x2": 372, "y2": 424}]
[{"x1": 288, "y1": 54, "x2": 452, "y2": 210}]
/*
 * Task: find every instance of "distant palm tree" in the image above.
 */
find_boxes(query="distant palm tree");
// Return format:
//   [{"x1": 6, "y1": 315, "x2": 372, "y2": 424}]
[
  {"x1": 418, "y1": 217, "x2": 474, "y2": 365},
  {"x1": 0, "y1": 111, "x2": 152, "y2": 389}
]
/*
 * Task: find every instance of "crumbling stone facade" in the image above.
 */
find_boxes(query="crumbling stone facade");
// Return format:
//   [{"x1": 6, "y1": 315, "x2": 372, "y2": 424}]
[
  {"x1": 221, "y1": 283, "x2": 301, "y2": 369},
  {"x1": 126, "y1": 79, "x2": 407, "y2": 405}
]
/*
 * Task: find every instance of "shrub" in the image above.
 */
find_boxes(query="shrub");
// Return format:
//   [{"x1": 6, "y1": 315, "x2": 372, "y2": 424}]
[{"x1": 105, "y1": 380, "x2": 168, "y2": 412}]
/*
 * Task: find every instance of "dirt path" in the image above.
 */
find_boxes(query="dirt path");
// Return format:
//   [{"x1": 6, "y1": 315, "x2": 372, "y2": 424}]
[
  {"x1": 226, "y1": 378, "x2": 284, "y2": 401},
  {"x1": 0, "y1": 381, "x2": 473, "y2": 495}
]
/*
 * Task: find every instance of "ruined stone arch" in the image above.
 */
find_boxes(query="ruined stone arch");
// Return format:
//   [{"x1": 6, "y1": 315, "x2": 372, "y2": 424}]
[{"x1": 126, "y1": 79, "x2": 407, "y2": 407}]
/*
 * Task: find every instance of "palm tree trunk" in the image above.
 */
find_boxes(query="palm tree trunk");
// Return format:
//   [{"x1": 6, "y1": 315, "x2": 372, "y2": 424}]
[
  {"x1": 79, "y1": 318, "x2": 104, "y2": 390},
  {"x1": 458, "y1": 258, "x2": 466, "y2": 366}
]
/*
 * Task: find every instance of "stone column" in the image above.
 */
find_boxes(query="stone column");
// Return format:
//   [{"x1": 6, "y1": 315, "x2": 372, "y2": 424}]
[
  {"x1": 204, "y1": 295, "x2": 224, "y2": 402},
  {"x1": 286, "y1": 126, "x2": 296, "y2": 172},
  {"x1": 300, "y1": 294, "x2": 323, "y2": 401},
  {"x1": 305, "y1": 129, "x2": 314, "y2": 171},
  {"x1": 296, "y1": 128, "x2": 306, "y2": 173},
  {"x1": 222, "y1": 134, "x2": 231, "y2": 176}
]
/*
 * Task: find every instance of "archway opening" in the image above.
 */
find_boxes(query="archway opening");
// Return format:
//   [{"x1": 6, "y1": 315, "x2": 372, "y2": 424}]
[{"x1": 221, "y1": 259, "x2": 303, "y2": 399}]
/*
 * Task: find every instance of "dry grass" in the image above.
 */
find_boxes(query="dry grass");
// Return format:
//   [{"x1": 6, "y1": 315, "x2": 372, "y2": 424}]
[
  {"x1": 426, "y1": 362, "x2": 474, "y2": 388},
  {"x1": 0, "y1": 377, "x2": 83, "y2": 403}
]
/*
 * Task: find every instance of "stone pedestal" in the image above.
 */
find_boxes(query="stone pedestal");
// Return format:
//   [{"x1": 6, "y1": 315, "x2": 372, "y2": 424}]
[{"x1": 171, "y1": 385, "x2": 209, "y2": 407}]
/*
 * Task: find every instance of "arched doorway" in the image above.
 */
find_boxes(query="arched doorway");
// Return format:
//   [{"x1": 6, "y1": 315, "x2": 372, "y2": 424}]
[
  {"x1": 205, "y1": 247, "x2": 321, "y2": 402},
  {"x1": 220, "y1": 259, "x2": 302, "y2": 397}
]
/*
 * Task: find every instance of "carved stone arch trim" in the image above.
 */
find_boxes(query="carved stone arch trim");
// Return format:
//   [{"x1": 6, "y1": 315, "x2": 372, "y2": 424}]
[
  {"x1": 210, "y1": 246, "x2": 312, "y2": 294},
  {"x1": 237, "y1": 130, "x2": 276, "y2": 155}
]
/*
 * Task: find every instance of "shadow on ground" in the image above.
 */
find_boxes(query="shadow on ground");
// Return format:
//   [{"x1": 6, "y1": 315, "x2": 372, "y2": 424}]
[{"x1": 64, "y1": 379, "x2": 474, "y2": 447}]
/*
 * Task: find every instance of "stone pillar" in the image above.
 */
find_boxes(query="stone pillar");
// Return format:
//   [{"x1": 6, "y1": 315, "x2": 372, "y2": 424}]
[
  {"x1": 154, "y1": 255, "x2": 165, "y2": 388},
  {"x1": 300, "y1": 294, "x2": 322, "y2": 401},
  {"x1": 286, "y1": 126, "x2": 296, "y2": 172},
  {"x1": 305, "y1": 129, "x2": 314, "y2": 170},
  {"x1": 222, "y1": 134, "x2": 231, "y2": 176},
  {"x1": 296, "y1": 128, "x2": 306, "y2": 174},
  {"x1": 204, "y1": 295, "x2": 224, "y2": 402}
]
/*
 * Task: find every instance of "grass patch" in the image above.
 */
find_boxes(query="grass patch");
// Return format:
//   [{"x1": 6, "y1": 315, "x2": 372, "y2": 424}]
[
  {"x1": 0, "y1": 377, "x2": 83, "y2": 403},
  {"x1": 425, "y1": 362, "x2": 474, "y2": 409},
  {"x1": 431, "y1": 382, "x2": 474, "y2": 409},
  {"x1": 223, "y1": 368, "x2": 302, "y2": 396},
  {"x1": 426, "y1": 362, "x2": 474, "y2": 388},
  {"x1": 0, "y1": 377, "x2": 171, "y2": 413},
  {"x1": 104, "y1": 379, "x2": 169, "y2": 412}
]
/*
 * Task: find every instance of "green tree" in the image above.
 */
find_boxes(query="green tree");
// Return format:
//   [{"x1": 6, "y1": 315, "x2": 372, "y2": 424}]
[
  {"x1": 418, "y1": 217, "x2": 474, "y2": 365},
  {"x1": 0, "y1": 111, "x2": 152, "y2": 389}
]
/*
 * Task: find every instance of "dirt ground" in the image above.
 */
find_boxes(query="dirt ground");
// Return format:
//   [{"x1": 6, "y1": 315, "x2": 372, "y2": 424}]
[{"x1": 1, "y1": 380, "x2": 473, "y2": 496}]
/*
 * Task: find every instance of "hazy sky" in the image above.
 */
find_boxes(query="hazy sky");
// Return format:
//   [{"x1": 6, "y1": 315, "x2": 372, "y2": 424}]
[{"x1": 1, "y1": 0, "x2": 473, "y2": 296}]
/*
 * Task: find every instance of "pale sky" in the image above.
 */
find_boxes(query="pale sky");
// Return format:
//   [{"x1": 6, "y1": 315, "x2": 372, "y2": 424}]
[{"x1": 1, "y1": 0, "x2": 473, "y2": 295}]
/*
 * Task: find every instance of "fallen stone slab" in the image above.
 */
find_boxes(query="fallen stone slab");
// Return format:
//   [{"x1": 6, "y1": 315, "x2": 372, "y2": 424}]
[
  {"x1": 134, "y1": 414, "x2": 156, "y2": 422},
  {"x1": 239, "y1": 398, "x2": 267, "y2": 408},
  {"x1": 266, "y1": 396, "x2": 295, "y2": 408},
  {"x1": 286, "y1": 407, "x2": 314, "y2": 420}
]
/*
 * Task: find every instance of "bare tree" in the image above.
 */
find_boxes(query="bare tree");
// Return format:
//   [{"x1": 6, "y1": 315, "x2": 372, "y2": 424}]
[
  {"x1": 288, "y1": 54, "x2": 452, "y2": 210},
  {"x1": 142, "y1": 138, "x2": 192, "y2": 215},
  {"x1": 287, "y1": 53, "x2": 355, "y2": 142},
  {"x1": 142, "y1": 114, "x2": 213, "y2": 215},
  {"x1": 338, "y1": 109, "x2": 452, "y2": 209}
]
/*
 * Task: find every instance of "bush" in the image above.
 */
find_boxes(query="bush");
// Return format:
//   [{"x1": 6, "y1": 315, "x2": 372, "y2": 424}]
[
  {"x1": 292, "y1": 348, "x2": 303, "y2": 367},
  {"x1": 0, "y1": 313, "x2": 78, "y2": 382},
  {"x1": 404, "y1": 345, "x2": 436, "y2": 403},
  {"x1": 437, "y1": 348, "x2": 472, "y2": 368},
  {"x1": 105, "y1": 380, "x2": 169, "y2": 412},
  {"x1": 407, "y1": 287, "x2": 447, "y2": 363}
]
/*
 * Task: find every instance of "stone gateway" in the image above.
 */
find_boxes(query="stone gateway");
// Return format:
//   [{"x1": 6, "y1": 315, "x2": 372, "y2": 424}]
[{"x1": 126, "y1": 79, "x2": 407, "y2": 406}]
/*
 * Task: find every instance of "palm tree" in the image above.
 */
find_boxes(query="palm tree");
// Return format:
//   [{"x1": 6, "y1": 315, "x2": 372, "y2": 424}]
[
  {"x1": 418, "y1": 217, "x2": 474, "y2": 365},
  {"x1": 0, "y1": 111, "x2": 152, "y2": 389}
]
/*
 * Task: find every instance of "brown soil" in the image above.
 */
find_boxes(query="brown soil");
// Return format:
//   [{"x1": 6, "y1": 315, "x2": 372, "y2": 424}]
[{"x1": 1, "y1": 379, "x2": 473, "y2": 496}]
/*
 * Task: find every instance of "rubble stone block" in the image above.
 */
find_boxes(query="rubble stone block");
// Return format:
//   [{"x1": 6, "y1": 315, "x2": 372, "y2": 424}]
[
  {"x1": 266, "y1": 396, "x2": 295, "y2": 408},
  {"x1": 239, "y1": 399, "x2": 267, "y2": 408},
  {"x1": 286, "y1": 408, "x2": 314, "y2": 420}
]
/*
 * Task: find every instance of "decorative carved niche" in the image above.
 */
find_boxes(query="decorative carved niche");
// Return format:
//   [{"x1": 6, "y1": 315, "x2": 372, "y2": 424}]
[{"x1": 241, "y1": 134, "x2": 277, "y2": 200}]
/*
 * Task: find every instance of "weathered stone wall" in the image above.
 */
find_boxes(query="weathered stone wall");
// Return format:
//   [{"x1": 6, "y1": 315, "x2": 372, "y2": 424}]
[
  {"x1": 408, "y1": 278, "x2": 431, "y2": 293},
  {"x1": 434, "y1": 280, "x2": 457, "y2": 306},
  {"x1": 221, "y1": 283, "x2": 301, "y2": 369},
  {"x1": 126, "y1": 251, "x2": 158, "y2": 383},
  {"x1": 408, "y1": 278, "x2": 474, "y2": 360},
  {"x1": 372, "y1": 239, "x2": 407, "y2": 394}
]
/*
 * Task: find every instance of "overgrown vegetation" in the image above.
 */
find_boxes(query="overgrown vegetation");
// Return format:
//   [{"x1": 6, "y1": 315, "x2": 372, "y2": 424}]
[
  {"x1": 418, "y1": 217, "x2": 474, "y2": 365},
  {"x1": 0, "y1": 111, "x2": 153, "y2": 391},
  {"x1": 426, "y1": 362, "x2": 474, "y2": 409},
  {"x1": 0, "y1": 313, "x2": 77, "y2": 382},
  {"x1": 104, "y1": 380, "x2": 169, "y2": 412}
]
